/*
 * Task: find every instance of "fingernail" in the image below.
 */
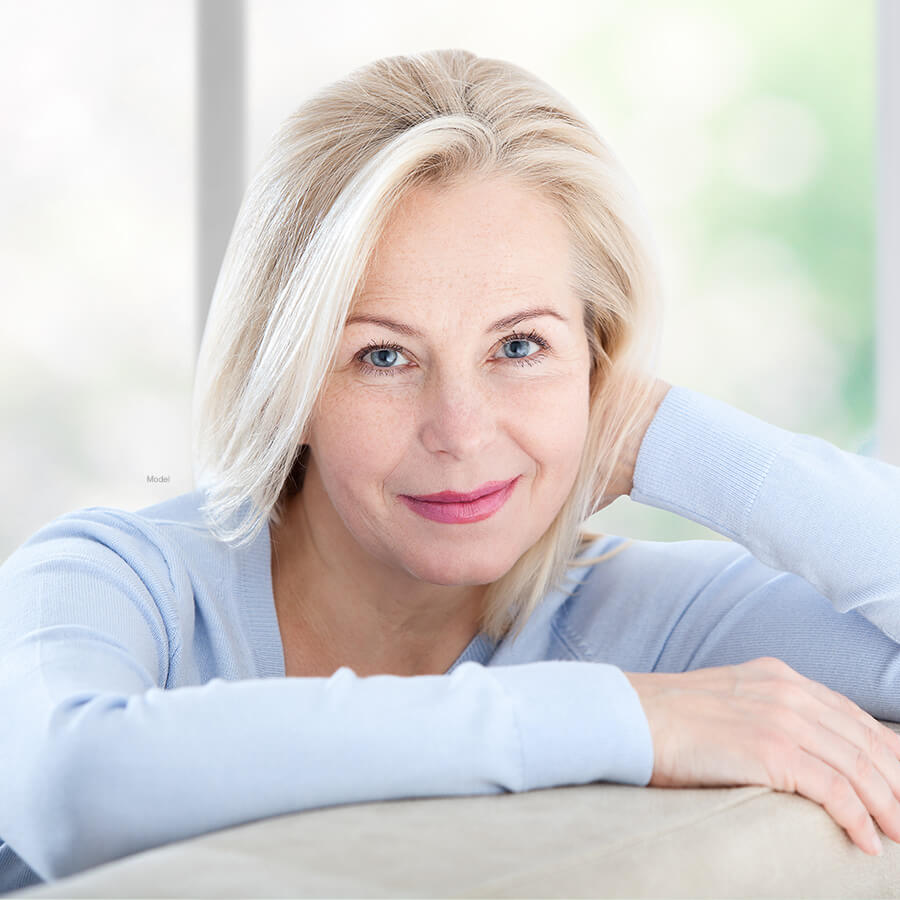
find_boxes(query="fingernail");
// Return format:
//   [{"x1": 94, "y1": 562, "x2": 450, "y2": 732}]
[{"x1": 871, "y1": 834, "x2": 885, "y2": 856}]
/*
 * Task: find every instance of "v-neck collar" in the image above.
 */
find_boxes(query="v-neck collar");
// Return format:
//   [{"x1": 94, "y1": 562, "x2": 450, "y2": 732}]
[
  {"x1": 234, "y1": 513, "x2": 498, "y2": 679},
  {"x1": 231, "y1": 495, "x2": 609, "y2": 679}
]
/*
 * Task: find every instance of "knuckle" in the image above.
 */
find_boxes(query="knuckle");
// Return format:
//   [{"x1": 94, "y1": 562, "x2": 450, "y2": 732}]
[
  {"x1": 776, "y1": 657, "x2": 799, "y2": 677},
  {"x1": 863, "y1": 725, "x2": 882, "y2": 761},
  {"x1": 853, "y1": 746, "x2": 876, "y2": 782},
  {"x1": 864, "y1": 728, "x2": 895, "y2": 779},
  {"x1": 774, "y1": 681, "x2": 808, "y2": 706},
  {"x1": 826, "y1": 769, "x2": 856, "y2": 807},
  {"x1": 755, "y1": 656, "x2": 792, "y2": 675},
  {"x1": 837, "y1": 690, "x2": 862, "y2": 715}
]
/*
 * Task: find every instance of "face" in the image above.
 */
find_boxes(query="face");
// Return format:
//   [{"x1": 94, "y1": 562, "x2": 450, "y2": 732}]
[{"x1": 299, "y1": 175, "x2": 592, "y2": 589}]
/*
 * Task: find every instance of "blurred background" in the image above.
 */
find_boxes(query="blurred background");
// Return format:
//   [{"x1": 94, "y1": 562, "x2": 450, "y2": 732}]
[{"x1": 0, "y1": 0, "x2": 893, "y2": 560}]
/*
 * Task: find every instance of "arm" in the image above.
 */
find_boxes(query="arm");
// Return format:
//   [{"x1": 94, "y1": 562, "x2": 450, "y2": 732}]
[
  {"x1": 0, "y1": 518, "x2": 653, "y2": 884},
  {"x1": 569, "y1": 383, "x2": 900, "y2": 721},
  {"x1": 629, "y1": 385, "x2": 900, "y2": 633}
]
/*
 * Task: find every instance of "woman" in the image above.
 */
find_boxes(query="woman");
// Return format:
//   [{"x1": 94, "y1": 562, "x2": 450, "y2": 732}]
[{"x1": 1, "y1": 48, "x2": 899, "y2": 891}]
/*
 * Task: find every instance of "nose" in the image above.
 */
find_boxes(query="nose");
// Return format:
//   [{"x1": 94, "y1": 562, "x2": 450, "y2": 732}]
[{"x1": 417, "y1": 370, "x2": 498, "y2": 459}]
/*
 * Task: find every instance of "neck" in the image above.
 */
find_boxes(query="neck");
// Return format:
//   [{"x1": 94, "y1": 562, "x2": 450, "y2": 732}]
[{"x1": 269, "y1": 489, "x2": 486, "y2": 677}]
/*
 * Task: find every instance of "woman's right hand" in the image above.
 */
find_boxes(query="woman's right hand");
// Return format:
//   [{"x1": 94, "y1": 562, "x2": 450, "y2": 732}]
[{"x1": 623, "y1": 656, "x2": 900, "y2": 856}]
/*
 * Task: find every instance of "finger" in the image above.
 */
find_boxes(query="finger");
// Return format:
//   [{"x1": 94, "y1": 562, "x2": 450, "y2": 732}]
[
  {"x1": 805, "y1": 715, "x2": 900, "y2": 846},
  {"x1": 819, "y1": 707, "x2": 900, "y2": 843},
  {"x1": 799, "y1": 677, "x2": 900, "y2": 764},
  {"x1": 814, "y1": 700, "x2": 900, "y2": 804},
  {"x1": 770, "y1": 697, "x2": 899, "y2": 849},
  {"x1": 769, "y1": 678, "x2": 900, "y2": 844},
  {"x1": 883, "y1": 722, "x2": 900, "y2": 759},
  {"x1": 784, "y1": 745, "x2": 884, "y2": 856}
]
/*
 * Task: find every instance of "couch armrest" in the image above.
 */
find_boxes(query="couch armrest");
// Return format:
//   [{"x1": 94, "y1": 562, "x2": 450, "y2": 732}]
[{"x1": 12, "y1": 721, "x2": 900, "y2": 899}]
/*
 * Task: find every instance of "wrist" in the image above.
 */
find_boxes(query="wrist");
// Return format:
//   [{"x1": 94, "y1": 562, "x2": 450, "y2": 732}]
[{"x1": 625, "y1": 379, "x2": 672, "y2": 496}]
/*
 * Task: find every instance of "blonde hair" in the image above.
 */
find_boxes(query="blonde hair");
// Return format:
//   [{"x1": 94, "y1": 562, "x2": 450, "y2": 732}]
[{"x1": 191, "y1": 48, "x2": 665, "y2": 646}]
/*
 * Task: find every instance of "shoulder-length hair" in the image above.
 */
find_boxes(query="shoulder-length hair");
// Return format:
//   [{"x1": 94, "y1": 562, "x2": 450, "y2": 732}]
[{"x1": 192, "y1": 48, "x2": 665, "y2": 647}]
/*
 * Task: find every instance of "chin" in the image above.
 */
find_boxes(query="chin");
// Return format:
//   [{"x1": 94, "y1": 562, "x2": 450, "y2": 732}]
[{"x1": 403, "y1": 547, "x2": 518, "y2": 587}]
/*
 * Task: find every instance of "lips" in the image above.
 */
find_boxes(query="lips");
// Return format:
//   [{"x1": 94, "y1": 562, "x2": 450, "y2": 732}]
[
  {"x1": 400, "y1": 476, "x2": 520, "y2": 524},
  {"x1": 405, "y1": 478, "x2": 516, "y2": 503}
]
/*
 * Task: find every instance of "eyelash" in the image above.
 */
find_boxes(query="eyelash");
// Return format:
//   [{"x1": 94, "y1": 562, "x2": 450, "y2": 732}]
[{"x1": 354, "y1": 329, "x2": 551, "y2": 378}]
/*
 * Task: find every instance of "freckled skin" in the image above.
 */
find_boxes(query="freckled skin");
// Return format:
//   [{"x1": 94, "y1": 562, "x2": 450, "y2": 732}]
[{"x1": 270, "y1": 175, "x2": 592, "y2": 677}]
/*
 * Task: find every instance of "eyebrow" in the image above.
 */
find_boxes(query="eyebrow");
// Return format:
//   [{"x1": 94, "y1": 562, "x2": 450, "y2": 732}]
[{"x1": 344, "y1": 305, "x2": 569, "y2": 338}]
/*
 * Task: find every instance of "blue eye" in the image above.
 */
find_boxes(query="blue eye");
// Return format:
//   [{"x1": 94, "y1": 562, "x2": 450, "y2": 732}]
[{"x1": 355, "y1": 329, "x2": 551, "y2": 377}]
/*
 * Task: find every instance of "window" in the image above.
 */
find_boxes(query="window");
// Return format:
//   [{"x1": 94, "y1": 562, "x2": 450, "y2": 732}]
[{"x1": 1, "y1": 0, "x2": 886, "y2": 558}]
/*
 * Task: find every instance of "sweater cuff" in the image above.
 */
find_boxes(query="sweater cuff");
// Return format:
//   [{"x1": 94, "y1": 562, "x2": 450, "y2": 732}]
[
  {"x1": 490, "y1": 661, "x2": 654, "y2": 789},
  {"x1": 629, "y1": 386, "x2": 796, "y2": 541}
]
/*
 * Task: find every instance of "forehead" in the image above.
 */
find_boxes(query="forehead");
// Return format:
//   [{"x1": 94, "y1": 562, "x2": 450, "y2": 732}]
[{"x1": 356, "y1": 177, "x2": 574, "y2": 301}]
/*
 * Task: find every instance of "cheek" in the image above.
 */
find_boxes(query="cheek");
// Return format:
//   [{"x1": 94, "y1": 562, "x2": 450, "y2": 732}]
[
  {"x1": 522, "y1": 384, "x2": 591, "y2": 528},
  {"x1": 520, "y1": 375, "x2": 590, "y2": 466},
  {"x1": 309, "y1": 384, "x2": 413, "y2": 479}
]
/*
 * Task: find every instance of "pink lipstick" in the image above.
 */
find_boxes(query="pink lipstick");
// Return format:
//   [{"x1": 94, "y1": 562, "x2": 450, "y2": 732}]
[{"x1": 400, "y1": 476, "x2": 520, "y2": 524}]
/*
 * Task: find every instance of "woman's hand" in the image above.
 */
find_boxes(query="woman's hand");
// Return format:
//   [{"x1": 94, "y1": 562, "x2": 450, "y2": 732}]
[
  {"x1": 595, "y1": 375, "x2": 672, "y2": 510},
  {"x1": 624, "y1": 657, "x2": 900, "y2": 856}
]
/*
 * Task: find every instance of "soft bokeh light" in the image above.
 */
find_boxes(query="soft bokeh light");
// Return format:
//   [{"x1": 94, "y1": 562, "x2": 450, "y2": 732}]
[
  {"x1": 0, "y1": 0, "x2": 193, "y2": 559},
  {"x1": 0, "y1": 0, "x2": 876, "y2": 558},
  {"x1": 616, "y1": 9, "x2": 754, "y2": 120},
  {"x1": 724, "y1": 96, "x2": 828, "y2": 194}
]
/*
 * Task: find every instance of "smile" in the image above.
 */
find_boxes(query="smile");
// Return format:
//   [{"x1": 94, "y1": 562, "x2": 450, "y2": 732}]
[{"x1": 399, "y1": 476, "x2": 520, "y2": 524}]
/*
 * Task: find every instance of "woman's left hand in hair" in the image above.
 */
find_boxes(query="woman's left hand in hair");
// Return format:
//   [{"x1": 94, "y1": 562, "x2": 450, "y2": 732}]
[{"x1": 595, "y1": 375, "x2": 672, "y2": 510}]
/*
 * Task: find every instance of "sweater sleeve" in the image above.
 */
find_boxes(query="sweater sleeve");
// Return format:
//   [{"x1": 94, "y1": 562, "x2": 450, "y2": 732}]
[
  {"x1": 623, "y1": 385, "x2": 900, "y2": 715},
  {"x1": 0, "y1": 514, "x2": 652, "y2": 884}
]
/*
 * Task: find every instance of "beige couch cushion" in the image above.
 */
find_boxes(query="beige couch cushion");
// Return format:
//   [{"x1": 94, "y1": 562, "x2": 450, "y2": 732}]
[{"x1": 11, "y1": 721, "x2": 900, "y2": 899}]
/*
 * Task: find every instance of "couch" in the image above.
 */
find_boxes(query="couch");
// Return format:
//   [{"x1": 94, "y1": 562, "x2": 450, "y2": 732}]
[{"x1": 10, "y1": 721, "x2": 900, "y2": 899}]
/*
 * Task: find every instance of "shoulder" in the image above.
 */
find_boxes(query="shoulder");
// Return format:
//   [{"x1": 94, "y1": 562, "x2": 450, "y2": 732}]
[
  {"x1": 7, "y1": 488, "x2": 223, "y2": 586},
  {"x1": 0, "y1": 490, "x2": 235, "y2": 671}
]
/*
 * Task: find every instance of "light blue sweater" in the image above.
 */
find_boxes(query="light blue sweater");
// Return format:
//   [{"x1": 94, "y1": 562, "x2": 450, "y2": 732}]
[{"x1": 2, "y1": 385, "x2": 899, "y2": 893}]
